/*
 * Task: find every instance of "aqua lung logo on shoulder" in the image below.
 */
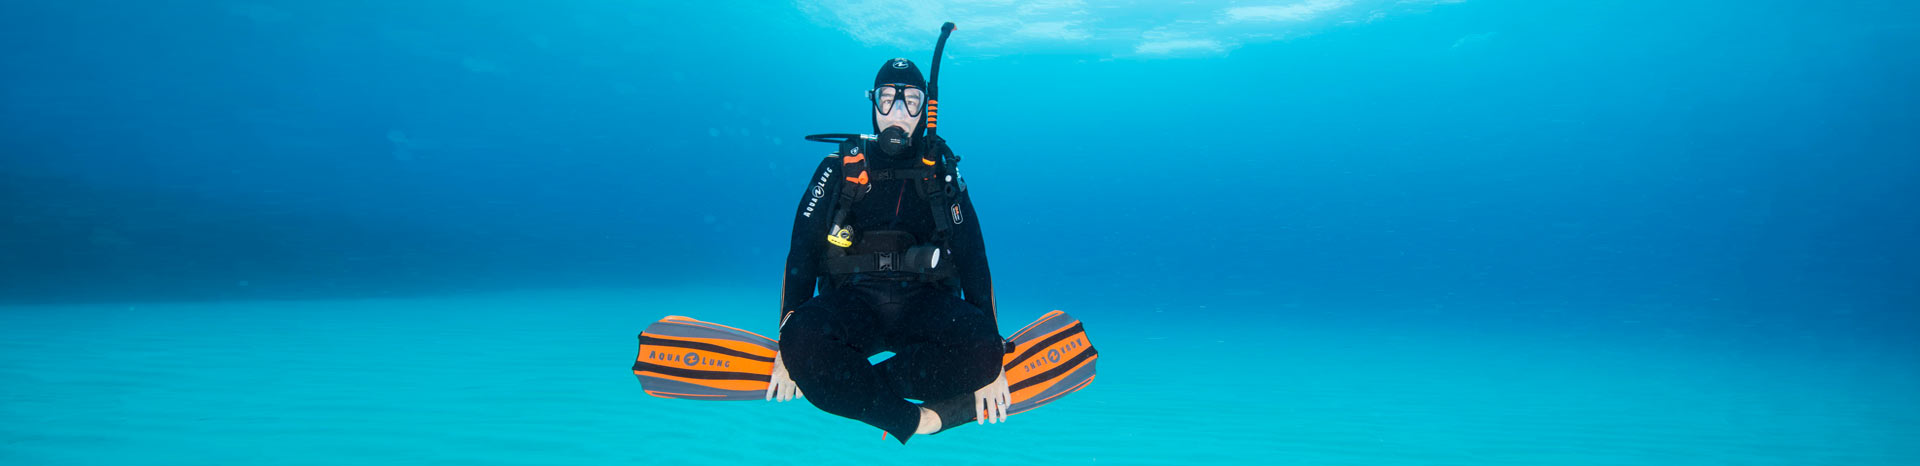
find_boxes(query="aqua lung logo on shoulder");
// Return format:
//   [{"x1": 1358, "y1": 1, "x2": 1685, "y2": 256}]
[
  {"x1": 645, "y1": 350, "x2": 733, "y2": 369},
  {"x1": 1019, "y1": 336, "x2": 1087, "y2": 374},
  {"x1": 804, "y1": 165, "x2": 834, "y2": 218}
]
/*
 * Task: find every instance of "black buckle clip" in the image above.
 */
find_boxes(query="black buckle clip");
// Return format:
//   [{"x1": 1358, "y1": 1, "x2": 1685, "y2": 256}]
[{"x1": 876, "y1": 252, "x2": 896, "y2": 271}]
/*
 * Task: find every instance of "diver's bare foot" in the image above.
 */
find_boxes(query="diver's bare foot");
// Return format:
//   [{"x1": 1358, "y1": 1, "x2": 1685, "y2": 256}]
[{"x1": 915, "y1": 407, "x2": 940, "y2": 435}]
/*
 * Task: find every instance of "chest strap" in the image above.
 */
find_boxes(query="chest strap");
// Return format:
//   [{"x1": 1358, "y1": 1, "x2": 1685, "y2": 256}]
[{"x1": 824, "y1": 245, "x2": 952, "y2": 281}]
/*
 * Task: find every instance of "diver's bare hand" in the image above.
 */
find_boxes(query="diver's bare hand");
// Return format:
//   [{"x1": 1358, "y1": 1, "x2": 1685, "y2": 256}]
[
  {"x1": 766, "y1": 351, "x2": 803, "y2": 402},
  {"x1": 974, "y1": 369, "x2": 1010, "y2": 424}
]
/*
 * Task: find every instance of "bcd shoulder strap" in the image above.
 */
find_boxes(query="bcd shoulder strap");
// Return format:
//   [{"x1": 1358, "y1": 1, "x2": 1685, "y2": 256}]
[
  {"x1": 918, "y1": 140, "x2": 963, "y2": 248},
  {"x1": 836, "y1": 139, "x2": 872, "y2": 204}
]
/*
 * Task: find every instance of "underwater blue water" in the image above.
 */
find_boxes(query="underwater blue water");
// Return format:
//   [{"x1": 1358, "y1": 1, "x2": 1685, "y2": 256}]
[{"x1": 3, "y1": 0, "x2": 1917, "y2": 464}]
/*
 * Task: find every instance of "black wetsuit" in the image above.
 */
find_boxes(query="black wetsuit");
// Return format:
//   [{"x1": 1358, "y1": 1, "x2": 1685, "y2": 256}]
[{"x1": 777, "y1": 147, "x2": 1001, "y2": 443}]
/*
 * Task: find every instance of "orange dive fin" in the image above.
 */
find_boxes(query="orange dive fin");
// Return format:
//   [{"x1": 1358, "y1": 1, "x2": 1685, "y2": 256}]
[
  {"x1": 632, "y1": 311, "x2": 1098, "y2": 416},
  {"x1": 632, "y1": 316, "x2": 779, "y2": 400},
  {"x1": 1000, "y1": 310, "x2": 1099, "y2": 416}
]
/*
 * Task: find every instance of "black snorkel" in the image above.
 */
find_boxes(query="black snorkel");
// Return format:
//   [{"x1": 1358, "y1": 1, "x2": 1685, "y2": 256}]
[
  {"x1": 923, "y1": 21, "x2": 954, "y2": 141},
  {"x1": 806, "y1": 21, "x2": 957, "y2": 151}
]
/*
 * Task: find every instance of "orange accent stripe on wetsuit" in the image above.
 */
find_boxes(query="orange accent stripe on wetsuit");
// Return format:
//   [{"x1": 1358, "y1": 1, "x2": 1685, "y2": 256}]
[
  {"x1": 986, "y1": 287, "x2": 997, "y2": 327},
  {"x1": 844, "y1": 153, "x2": 865, "y2": 164},
  {"x1": 847, "y1": 171, "x2": 869, "y2": 185}
]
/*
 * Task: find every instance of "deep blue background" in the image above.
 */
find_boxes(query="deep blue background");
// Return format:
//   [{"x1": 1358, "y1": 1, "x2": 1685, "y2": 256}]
[{"x1": 3, "y1": 1, "x2": 1915, "y2": 345}]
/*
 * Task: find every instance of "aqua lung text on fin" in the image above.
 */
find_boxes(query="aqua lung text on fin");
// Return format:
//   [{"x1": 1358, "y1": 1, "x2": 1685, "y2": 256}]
[
  {"x1": 647, "y1": 350, "x2": 733, "y2": 368},
  {"x1": 1019, "y1": 336, "x2": 1087, "y2": 374}
]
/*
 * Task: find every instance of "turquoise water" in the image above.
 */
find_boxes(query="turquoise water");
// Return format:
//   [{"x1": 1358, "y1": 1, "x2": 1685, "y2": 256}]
[
  {"x1": 6, "y1": 289, "x2": 1916, "y2": 464},
  {"x1": 4, "y1": 0, "x2": 1917, "y2": 463}
]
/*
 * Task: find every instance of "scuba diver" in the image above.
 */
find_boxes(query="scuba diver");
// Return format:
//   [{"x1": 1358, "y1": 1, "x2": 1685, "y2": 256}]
[
  {"x1": 627, "y1": 24, "x2": 1096, "y2": 444},
  {"x1": 763, "y1": 53, "x2": 1009, "y2": 444}
]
